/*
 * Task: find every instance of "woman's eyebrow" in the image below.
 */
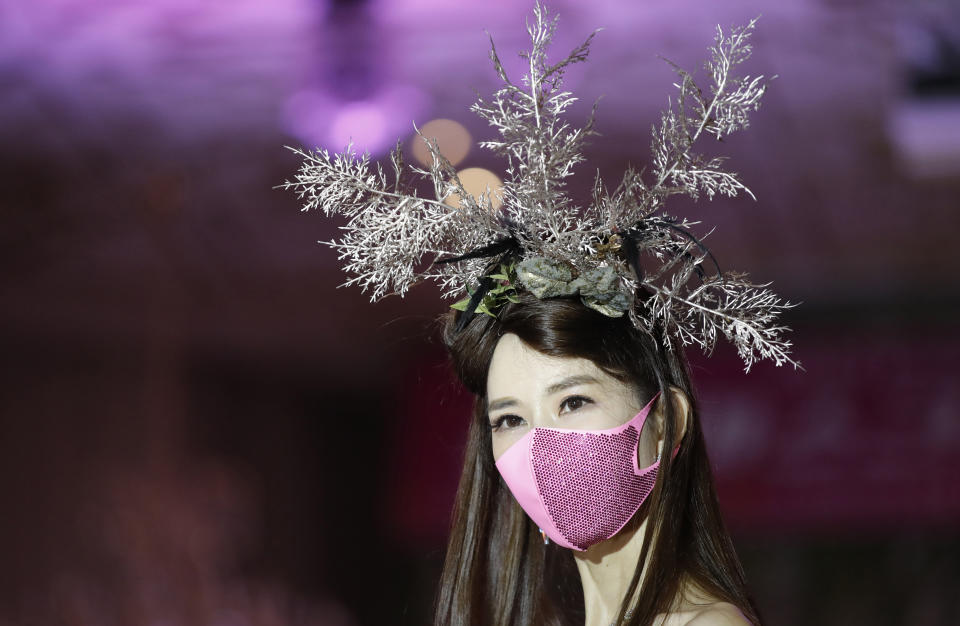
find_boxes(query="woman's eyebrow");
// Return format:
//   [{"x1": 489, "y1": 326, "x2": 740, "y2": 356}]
[
  {"x1": 488, "y1": 397, "x2": 518, "y2": 412},
  {"x1": 545, "y1": 374, "x2": 600, "y2": 396}
]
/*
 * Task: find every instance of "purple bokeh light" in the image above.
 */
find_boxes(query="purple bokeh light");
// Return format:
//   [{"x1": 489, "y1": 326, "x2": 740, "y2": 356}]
[{"x1": 281, "y1": 83, "x2": 429, "y2": 156}]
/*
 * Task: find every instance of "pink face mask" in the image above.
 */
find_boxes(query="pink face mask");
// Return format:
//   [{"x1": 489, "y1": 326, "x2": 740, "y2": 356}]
[{"x1": 494, "y1": 392, "x2": 662, "y2": 551}]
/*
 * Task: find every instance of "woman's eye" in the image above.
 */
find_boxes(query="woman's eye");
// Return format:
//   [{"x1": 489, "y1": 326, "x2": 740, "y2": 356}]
[
  {"x1": 559, "y1": 395, "x2": 593, "y2": 413},
  {"x1": 491, "y1": 414, "x2": 525, "y2": 432}
]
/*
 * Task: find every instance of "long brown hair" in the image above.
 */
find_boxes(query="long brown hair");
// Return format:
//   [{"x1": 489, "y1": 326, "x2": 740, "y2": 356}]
[{"x1": 433, "y1": 292, "x2": 760, "y2": 625}]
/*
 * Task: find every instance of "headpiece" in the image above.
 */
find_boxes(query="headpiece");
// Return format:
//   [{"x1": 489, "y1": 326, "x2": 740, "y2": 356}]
[{"x1": 281, "y1": 3, "x2": 800, "y2": 372}]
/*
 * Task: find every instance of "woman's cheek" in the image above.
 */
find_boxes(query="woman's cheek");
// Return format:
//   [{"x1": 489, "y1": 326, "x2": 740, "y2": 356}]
[{"x1": 491, "y1": 429, "x2": 527, "y2": 461}]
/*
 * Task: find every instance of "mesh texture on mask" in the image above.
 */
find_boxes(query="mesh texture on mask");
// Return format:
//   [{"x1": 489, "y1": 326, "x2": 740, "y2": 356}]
[{"x1": 531, "y1": 425, "x2": 658, "y2": 550}]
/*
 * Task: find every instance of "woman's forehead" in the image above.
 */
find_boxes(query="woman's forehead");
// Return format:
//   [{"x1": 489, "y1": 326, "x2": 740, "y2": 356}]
[{"x1": 487, "y1": 333, "x2": 615, "y2": 397}]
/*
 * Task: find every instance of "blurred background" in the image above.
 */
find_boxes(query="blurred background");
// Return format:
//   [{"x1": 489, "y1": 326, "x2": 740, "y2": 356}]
[{"x1": 1, "y1": 0, "x2": 959, "y2": 624}]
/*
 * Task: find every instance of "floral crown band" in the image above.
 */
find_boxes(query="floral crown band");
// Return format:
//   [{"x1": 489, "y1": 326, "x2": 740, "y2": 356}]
[{"x1": 281, "y1": 3, "x2": 800, "y2": 373}]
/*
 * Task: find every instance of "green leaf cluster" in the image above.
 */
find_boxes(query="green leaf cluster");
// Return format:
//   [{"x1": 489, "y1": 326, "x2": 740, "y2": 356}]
[{"x1": 450, "y1": 262, "x2": 520, "y2": 318}]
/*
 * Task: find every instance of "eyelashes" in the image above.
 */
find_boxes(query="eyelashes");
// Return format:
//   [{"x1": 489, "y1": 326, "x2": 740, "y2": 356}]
[
  {"x1": 559, "y1": 394, "x2": 593, "y2": 413},
  {"x1": 490, "y1": 414, "x2": 525, "y2": 432},
  {"x1": 489, "y1": 395, "x2": 595, "y2": 432}
]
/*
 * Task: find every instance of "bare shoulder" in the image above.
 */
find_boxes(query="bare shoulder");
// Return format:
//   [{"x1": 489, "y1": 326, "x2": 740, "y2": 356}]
[{"x1": 682, "y1": 602, "x2": 752, "y2": 626}]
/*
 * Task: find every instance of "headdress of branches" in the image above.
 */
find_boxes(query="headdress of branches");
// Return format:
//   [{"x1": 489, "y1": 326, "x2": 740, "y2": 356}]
[{"x1": 280, "y1": 2, "x2": 800, "y2": 372}]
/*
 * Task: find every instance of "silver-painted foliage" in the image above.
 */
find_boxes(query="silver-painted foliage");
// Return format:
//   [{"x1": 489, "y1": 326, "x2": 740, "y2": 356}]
[{"x1": 280, "y1": 3, "x2": 799, "y2": 372}]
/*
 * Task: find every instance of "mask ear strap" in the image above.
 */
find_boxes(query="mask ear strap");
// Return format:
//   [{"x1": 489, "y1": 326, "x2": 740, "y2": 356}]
[
  {"x1": 658, "y1": 442, "x2": 683, "y2": 463},
  {"x1": 653, "y1": 391, "x2": 684, "y2": 462},
  {"x1": 631, "y1": 391, "x2": 665, "y2": 475}
]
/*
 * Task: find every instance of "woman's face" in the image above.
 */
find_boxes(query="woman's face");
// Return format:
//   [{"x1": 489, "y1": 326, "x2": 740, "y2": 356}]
[{"x1": 486, "y1": 332, "x2": 662, "y2": 464}]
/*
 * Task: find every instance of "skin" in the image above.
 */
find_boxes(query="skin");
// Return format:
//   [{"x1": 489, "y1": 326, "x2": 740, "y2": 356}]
[{"x1": 487, "y1": 333, "x2": 751, "y2": 626}]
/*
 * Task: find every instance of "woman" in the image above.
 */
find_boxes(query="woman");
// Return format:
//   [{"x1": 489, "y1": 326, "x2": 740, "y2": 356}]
[
  {"x1": 282, "y1": 5, "x2": 797, "y2": 624},
  {"x1": 434, "y1": 292, "x2": 760, "y2": 625}
]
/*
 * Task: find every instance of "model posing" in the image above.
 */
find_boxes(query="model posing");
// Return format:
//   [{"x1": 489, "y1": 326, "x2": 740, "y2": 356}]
[
  {"x1": 437, "y1": 292, "x2": 762, "y2": 624},
  {"x1": 284, "y1": 4, "x2": 799, "y2": 624}
]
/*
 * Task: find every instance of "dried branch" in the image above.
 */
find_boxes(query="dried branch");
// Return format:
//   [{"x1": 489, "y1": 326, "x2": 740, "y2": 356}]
[{"x1": 280, "y1": 5, "x2": 799, "y2": 371}]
